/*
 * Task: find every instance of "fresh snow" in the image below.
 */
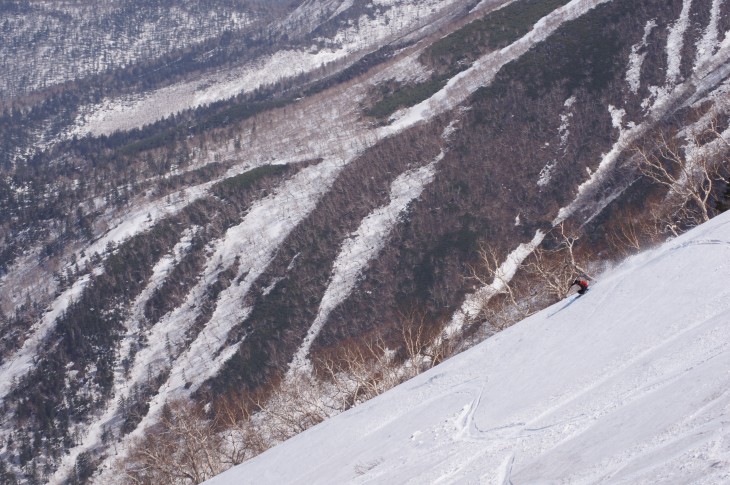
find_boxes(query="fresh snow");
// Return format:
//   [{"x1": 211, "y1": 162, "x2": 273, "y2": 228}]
[
  {"x1": 11, "y1": 0, "x2": 730, "y2": 481},
  {"x1": 204, "y1": 209, "x2": 730, "y2": 485}
]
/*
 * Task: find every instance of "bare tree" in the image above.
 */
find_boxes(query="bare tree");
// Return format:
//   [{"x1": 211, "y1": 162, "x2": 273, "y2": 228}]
[
  {"x1": 317, "y1": 334, "x2": 401, "y2": 407},
  {"x1": 523, "y1": 223, "x2": 591, "y2": 300},
  {"x1": 605, "y1": 204, "x2": 671, "y2": 258},
  {"x1": 122, "y1": 400, "x2": 226, "y2": 485},
  {"x1": 635, "y1": 126, "x2": 729, "y2": 235},
  {"x1": 254, "y1": 373, "x2": 335, "y2": 443},
  {"x1": 467, "y1": 244, "x2": 520, "y2": 310},
  {"x1": 214, "y1": 390, "x2": 269, "y2": 464},
  {"x1": 400, "y1": 311, "x2": 453, "y2": 378}
]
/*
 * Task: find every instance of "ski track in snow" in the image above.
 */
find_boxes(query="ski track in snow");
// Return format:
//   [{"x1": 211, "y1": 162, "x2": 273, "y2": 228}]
[
  {"x1": 11, "y1": 0, "x2": 628, "y2": 419},
  {"x1": 42, "y1": 89, "x2": 368, "y2": 482},
  {"x1": 204, "y1": 211, "x2": 730, "y2": 485},
  {"x1": 8, "y1": 68, "x2": 368, "y2": 481},
  {"x1": 151, "y1": 3, "x2": 730, "y2": 483},
  {"x1": 213, "y1": 8, "x2": 725, "y2": 476},
  {"x1": 14, "y1": 18, "x2": 392, "y2": 478},
  {"x1": 13, "y1": 0, "x2": 730, "y2": 481}
]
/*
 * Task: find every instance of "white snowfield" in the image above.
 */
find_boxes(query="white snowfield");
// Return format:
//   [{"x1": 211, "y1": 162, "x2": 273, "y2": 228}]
[{"x1": 205, "y1": 211, "x2": 730, "y2": 485}]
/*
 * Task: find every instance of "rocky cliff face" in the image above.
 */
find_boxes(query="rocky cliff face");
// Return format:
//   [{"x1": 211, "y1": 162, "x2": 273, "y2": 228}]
[{"x1": 1, "y1": 0, "x2": 729, "y2": 483}]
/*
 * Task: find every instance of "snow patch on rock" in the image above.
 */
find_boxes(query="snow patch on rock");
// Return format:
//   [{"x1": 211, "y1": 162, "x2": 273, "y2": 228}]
[
  {"x1": 626, "y1": 19, "x2": 657, "y2": 94},
  {"x1": 693, "y1": 0, "x2": 723, "y2": 70},
  {"x1": 666, "y1": 0, "x2": 692, "y2": 85}
]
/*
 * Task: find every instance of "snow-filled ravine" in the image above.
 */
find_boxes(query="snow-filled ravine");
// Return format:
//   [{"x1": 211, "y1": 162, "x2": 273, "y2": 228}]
[{"x1": 204, "y1": 211, "x2": 730, "y2": 484}]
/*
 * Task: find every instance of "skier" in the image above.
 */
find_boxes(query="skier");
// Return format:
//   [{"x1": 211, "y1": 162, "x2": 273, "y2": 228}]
[{"x1": 570, "y1": 277, "x2": 589, "y2": 295}]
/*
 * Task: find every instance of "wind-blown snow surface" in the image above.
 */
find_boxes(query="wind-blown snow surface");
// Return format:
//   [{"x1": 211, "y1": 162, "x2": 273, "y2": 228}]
[{"x1": 205, "y1": 211, "x2": 730, "y2": 484}]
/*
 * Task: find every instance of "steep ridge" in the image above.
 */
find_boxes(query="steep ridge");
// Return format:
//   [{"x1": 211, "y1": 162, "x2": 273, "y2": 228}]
[
  {"x1": 1, "y1": 0, "x2": 730, "y2": 482},
  {"x1": 203, "y1": 204, "x2": 730, "y2": 485}
]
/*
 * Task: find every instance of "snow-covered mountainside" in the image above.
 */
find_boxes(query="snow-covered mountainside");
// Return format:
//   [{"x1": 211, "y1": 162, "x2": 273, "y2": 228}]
[
  {"x1": 2, "y1": 0, "x2": 730, "y2": 482},
  {"x1": 206, "y1": 210, "x2": 730, "y2": 485}
]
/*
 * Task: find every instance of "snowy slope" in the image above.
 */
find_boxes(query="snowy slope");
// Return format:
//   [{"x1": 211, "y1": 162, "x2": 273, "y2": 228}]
[{"x1": 204, "y1": 211, "x2": 730, "y2": 484}]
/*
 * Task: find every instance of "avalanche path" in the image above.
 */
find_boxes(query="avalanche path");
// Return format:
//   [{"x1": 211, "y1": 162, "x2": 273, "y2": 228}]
[{"x1": 204, "y1": 210, "x2": 730, "y2": 485}]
